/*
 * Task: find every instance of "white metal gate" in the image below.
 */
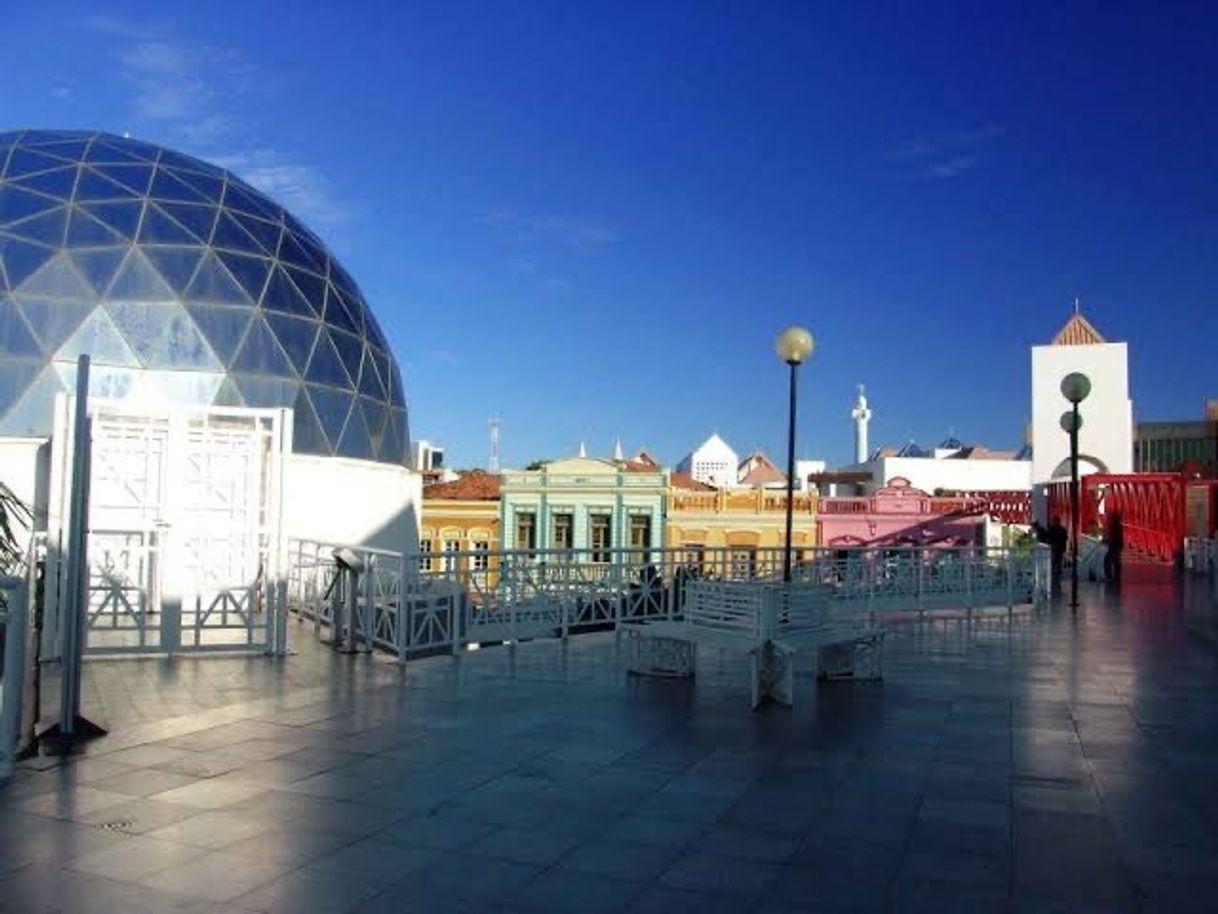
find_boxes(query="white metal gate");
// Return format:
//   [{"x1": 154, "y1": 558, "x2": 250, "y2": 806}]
[{"x1": 45, "y1": 397, "x2": 289, "y2": 656}]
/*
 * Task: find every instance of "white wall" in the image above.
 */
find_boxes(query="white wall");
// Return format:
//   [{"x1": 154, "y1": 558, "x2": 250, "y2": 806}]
[
  {"x1": 0, "y1": 437, "x2": 46, "y2": 535},
  {"x1": 283, "y1": 454, "x2": 421, "y2": 553},
  {"x1": 840, "y1": 456, "x2": 1032, "y2": 494},
  {"x1": 1031, "y1": 342, "x2": 1133, "y2": 483}
]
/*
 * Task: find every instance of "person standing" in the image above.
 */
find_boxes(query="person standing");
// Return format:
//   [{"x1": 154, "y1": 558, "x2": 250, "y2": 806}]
[
  {"x1": 1104, "y1": 511, "x2": 1124, "y2": 584},
  {"x1": 1033, "y1": 516, "x2": 1069, "y2": 592}
]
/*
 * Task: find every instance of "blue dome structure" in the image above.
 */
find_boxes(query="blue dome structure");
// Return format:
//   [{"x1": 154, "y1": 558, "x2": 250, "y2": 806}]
[{"x1": 0, "y1": 129, "x2": 408, "y2": 464}]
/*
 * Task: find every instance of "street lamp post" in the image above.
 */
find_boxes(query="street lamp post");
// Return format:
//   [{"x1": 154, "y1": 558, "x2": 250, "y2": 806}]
[
  {"x1": 775, "y1": 326, "x2": 815, "y2": 583},
  {"x1": 1060, "y1": 372, "x2": 1092, "y2": 611}
]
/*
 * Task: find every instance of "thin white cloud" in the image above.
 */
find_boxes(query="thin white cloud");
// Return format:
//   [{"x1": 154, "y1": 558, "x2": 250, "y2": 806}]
[
  {"x1": 211, "y1": 150, "x2": 352, "y2": 226},
  {"x1": 886, "y1": 124, "x2": 1004, "y2": 179},
  {"x1": 74, "y1": 16, "x2": 349, "y2": 227},
  {"x1": 477, "y1": 211, "x2": 621, "y2": 253}
]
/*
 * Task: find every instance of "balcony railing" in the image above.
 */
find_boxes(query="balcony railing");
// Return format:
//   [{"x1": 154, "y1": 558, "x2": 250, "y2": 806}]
[{"x1": 286, "y1": 542, "x2": 1050, "y2": 661}]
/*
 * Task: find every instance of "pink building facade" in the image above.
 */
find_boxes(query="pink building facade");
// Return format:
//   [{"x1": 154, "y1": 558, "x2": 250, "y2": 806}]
[{"x1": 817, "y1": 478, "x2": 989, "y2": 548}]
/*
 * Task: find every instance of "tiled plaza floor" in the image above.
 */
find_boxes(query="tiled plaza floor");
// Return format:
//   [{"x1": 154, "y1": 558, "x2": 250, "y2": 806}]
[{"x1": 4, "y1": 572, "x2": 1218, "y2": 912}]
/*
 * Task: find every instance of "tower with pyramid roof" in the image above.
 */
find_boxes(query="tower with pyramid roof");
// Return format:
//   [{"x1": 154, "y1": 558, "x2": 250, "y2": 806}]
[{"x1": 1030, "y1": 304, "x2": 1133, "y2": 499}]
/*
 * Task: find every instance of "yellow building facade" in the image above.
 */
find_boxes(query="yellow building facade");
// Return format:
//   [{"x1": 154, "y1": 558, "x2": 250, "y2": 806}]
[
  {"x1": 419, "y1": 471, "x2": 502, "y2": 574},
  {"x1": 666, "y1": 478, "x2": 819, "y2": 573}
]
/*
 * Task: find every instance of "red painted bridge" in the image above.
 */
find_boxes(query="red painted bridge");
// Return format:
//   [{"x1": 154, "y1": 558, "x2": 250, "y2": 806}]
[{"x1": 1047, "y1": 473, "x2": 1218, "y2": 564}]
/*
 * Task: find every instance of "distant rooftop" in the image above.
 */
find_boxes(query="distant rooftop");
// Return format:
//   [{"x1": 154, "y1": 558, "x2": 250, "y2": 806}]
[{"x1": 424, "y1": 470, "x2": 502, "y2": 500}]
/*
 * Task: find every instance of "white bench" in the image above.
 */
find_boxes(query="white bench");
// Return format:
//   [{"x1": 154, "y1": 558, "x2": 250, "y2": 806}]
[{"x1": 623, "y1": 581, "x2": 883, "y2": 708}]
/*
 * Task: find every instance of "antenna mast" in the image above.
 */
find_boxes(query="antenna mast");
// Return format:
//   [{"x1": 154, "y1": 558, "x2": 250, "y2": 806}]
[{"x1": 488, "y1": 416, "x2": 502, "y2": 472}]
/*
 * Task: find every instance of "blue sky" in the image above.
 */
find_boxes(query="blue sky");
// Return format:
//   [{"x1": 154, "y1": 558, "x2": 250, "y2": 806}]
[{"x1": 6, "y1": 1, "x2": 1217, "y2": 468}]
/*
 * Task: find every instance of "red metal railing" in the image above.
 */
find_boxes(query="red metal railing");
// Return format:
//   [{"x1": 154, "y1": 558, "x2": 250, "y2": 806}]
[{"x1": 1048, "y1": 473, "x2": 1186, "y2": 563}]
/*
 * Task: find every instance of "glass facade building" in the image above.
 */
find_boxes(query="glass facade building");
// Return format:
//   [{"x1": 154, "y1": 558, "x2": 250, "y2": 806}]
[{"x1": 0, "y1": 129, "x2": 409, "y2": 464}]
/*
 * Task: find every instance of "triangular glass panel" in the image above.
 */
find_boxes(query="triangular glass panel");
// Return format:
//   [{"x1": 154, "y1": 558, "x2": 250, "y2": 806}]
[
  {"x1": 10, "y1": 166, "x2": 78, "y2": 198},
  {"x1": 264, "y1": 312, "x2": 318, "y2": 374},
  {"x1": 231, "y1": 211, "x2": 281, "y2": 256},
  {"x1": 185, "y1": 304, "x2": 252, "y2": 366},
  {"x1": 387, "y1": 364, "x2": 406, "y2": 407},
  {"x1": 215, "y1": 250, "x2": 270, "y2": 303},
  {"x1": 52, "y1": 362, "x2": 137, "y2": 402},
  {"x1": 212, "y1": 211, "x2": 263, "y2": 254},
  {"x1": 110, "y1": 136, "x2": 163, "y2": 162},
  {"x1": 115, "y1": 304, "x2": 221, "y2": 370},
  {"x1": 0, "y1": 237, "x2": 57, "y2": 288},
  {"x1": 282, "y1": 266, "x2": 326, "y2": 312},
  {"x1": 54, "y1": 306, "x2": 140, "y2": 366},
  {"x1": 156, "y1": 147, "x2": 219, "y2": 174},
  {"x1": 84, "y1": 141, "x2": 148, "y2": 165},
  {"x1": 212, "y1": 376, "x2": 245, "y2": 407},
  {"x1": 69, "y1": 248, "x2": 128, "y2": 295},
  {"x1": 164, "y1": 166, "x2": 223, "y2": 203},
  {"x1": 360, "y1": 396, "x2": 388, "y2": 454},
  {"x1": 79, "y1": 201, "x2": 143, "y2": 239},
  {"x1": 184, "y1": 253, "x2": 249, "y2": 304},
  {"x1": 0, "y1": 359, "x2": 43, "y2": 420},
  {"x1": 1, "y1": 186, "x2": 61, "y2": 226},
  {"x1": 15, "y1": 295, "x2": 92, "y2": 353},
  {"x1": 107, "y1": 249, "x2": 176, "y2": 301},
  {"x1": 142, "y1": 246, "x2": 202, "y2": 294},
  {"x1": 330, "y1": 329, "x2": 363, "y2": 385},
  {"x1": 304, "y1": 331, "x2": 351, "y2": 387},
  {"x1": 156, "y1": 147, "x2": 219, "y2": 175},
  {"x1": 262, "y1": 266, "x2": 317, "y2": 318},
  {"x1": 137, "y1": 204, "x2": 198, "y2": 245},
  {"x1": 27, "y1": 139, "x2": 89, "y2": 161},
  {"x1": 381, "y1": 409, "x2": 404, "y2": 464},
  {"x1": 149, "y1": 167, "x2": 210, "y2": 203},
  {"x1": 105, "y1": 300, "x2": 177, "y2": 366},
  {"x1": 365, "y1": 315, "x2": 389, "y2": 353},
  {"x1": 305, "y1": 384, "x2": 353, "y2": 449},
  {"x1": 4, "y1": 147, "x2": 68, "y2": 179},
  {"x1": 231, "y1": 374, "x2": 299, "y2": 408},
  {"x1": 0, "y1": 296, "x2": 42, "y2": 357},
  {"x1": 155, "y1": 202, "x2": 216, "y2": 243},
  {"x1": 337, "y1": 400, "x2": 373, "y2": 460},
  {"x1": 91, "y1": 163, "x2": 153, "y2": 196},
  {"x1": 371, "y1": 350, "x2": 392, "y2": 400},
  {"x1": 230, "y1": 314, "x2": 293, "y2": 376},
  {"x1": 18, "y1": 254, "x2": 92, "y2": 300},
  {"x1": 74, "y1": 169, "x2": 140, "y2": 202},
  {"x1": 358, "y1": 350, "x2": 386, "y2": 399},
  {"x1": 0, "y1": 364, "x2": 62, "y2": 437},
  {"x1": 5, "y1": 208, "x2": 68, "y2": 248},
  {"x1": 323, "y1": 283, "x2": 360, "y2": 335},
  {"x1": 66, "y1": 206, "x2": 129, "y2": 247},
  {"x1": 223, "y1": 181, "x2": 279, "y2": 221},
  {"x1": 291, "y1": 388, "x2": 328, "y2": 454},
  {"x1": 278, "y1": 228, "x2": 327, "y2": 273}
]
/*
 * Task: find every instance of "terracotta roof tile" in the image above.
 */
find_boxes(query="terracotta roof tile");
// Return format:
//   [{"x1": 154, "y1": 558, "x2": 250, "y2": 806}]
[
  {"x1": 1052, "y1": 311, "x2": 1106, "y2": 346},
  {"x1": 424, "y1": 471, "x2": 502, "y2": 500},
  {"x1": 670, "y1": 471, "x2": 716, "y2": 491}
]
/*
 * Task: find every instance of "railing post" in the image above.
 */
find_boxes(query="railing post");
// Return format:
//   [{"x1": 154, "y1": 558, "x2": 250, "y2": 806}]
[
  {"x1": 1, "y1": 575, "x2": 30, "y2": 782},
  {"x1": 917, "y1": 548, "x2": 925, "y2": 622},
  {"x1": 1005, "y1": 550, "x2": 1014, "y2": 622}
]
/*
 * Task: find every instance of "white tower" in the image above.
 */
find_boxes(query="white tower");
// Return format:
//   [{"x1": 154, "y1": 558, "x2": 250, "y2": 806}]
[{"x1": 851, "y1": 384, "x2": 872, "y2": 464}]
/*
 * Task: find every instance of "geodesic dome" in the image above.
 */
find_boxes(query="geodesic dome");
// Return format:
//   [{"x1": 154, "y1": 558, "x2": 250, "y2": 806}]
[{"x1": 0, "y1": 129, "x2": 409, "y2": 464}]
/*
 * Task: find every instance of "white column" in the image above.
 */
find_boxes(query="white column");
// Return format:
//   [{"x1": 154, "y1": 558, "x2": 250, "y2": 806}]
[{"x1": 851, "y1": 385, "x2": 872, "y2": 464}]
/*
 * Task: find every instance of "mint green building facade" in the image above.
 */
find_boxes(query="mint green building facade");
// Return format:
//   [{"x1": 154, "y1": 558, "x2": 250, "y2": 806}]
[{"x1": 499, "y1": 457, "x2": 667, "y2": 554}]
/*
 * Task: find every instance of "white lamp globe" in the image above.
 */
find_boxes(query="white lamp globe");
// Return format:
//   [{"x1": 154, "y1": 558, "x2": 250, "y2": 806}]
[
  {"x1": 775, "y1": 326, "x2": 815, "y2": 365},
  {"x1": 1060, "y1": 372, "x2": 1092, "y2": 404}
]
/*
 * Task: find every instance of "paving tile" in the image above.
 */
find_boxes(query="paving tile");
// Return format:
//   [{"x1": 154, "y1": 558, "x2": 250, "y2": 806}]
[
  {"x1": 234, "y1": 866, "x2": 380, "y2": 913},
  {"x1": 137, "y1": 849, "x2": 288, "y2": 901},
  {"x1": 505, "y1": 869, "x2": 646, "y2": 914},
  {"x1": 659, "y1": 850, "x2": 783, "y2": 898}
]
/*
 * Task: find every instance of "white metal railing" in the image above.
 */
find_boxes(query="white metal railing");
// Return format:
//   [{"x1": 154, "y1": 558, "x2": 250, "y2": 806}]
[{"x1": 285, "y1": 542, "x2": 1050, "y2": 660}]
